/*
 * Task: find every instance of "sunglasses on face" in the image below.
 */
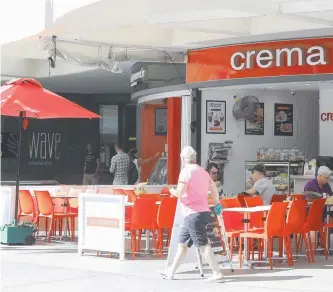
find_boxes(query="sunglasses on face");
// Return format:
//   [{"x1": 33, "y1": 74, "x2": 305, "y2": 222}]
[{"x1": 211, "y1": 171, "x2": 219, "y2": 175}]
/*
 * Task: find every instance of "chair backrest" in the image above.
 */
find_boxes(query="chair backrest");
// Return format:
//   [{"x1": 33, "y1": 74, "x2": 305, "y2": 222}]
[
  {"x1": 157, "y1": 197, "x2": 177, "y2": 228},
  {"x1": 68, "y1": 198, "x2": 78, "y2": 213},
  {"x1": 237, "y1": 194, "x2": 249, "y2": 207},
  {"x1": 285, "y1": 199, "x2": 308, "y2": 233},
  {"x1": 270, "y1": 194, "x2": 287, "y2": 204},
  {"x1": 34, "y1": 190, "x2": 54, "y2": 216},
  {"x1": 245, "y1": 196, "x2": 265, "y2": 228},
  {"x1": 139, "y1": 194, "x2": 161, "y2": 201},
  {"x1": 160, "y1": 187, "x2": 171, "y2": 196},
  {"x1": 266, "y1": 202, "x2": 289, "y2": 237},
  {"x1": 52, "y1": 198, "x2": 68, "y2": 213},
  {"x1": 123, "y1": 190, "x2": 137, "y2": 202},
  {"x1": 244, "y1": 196, "x2": 264, "y2": 207},
  {"x1": 220, "y1": 197, "x2": 242, "y2": 208},
  {"x1": 113, "y1": 189, "x2": 126, "y2": 195},
  {"x1": 130, "y1": 198, "x2": 157, "y2": 230},
  {"x1": 306, "y1": 198, "x2": 326, "y2": 231},
  {"x1": 18, "y1": 190, "x2": 35, "y2": 215}
]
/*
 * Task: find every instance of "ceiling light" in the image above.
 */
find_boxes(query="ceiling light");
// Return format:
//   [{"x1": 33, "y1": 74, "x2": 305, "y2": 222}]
[
  {"x1": 279, "y1": 0, "x2": 333, "y2": 14},
  {"x1": 145, "y1": 9, "x2": 259, "y2": 24}
]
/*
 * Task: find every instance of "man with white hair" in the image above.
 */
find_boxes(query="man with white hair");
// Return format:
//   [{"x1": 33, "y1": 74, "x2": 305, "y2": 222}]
[
  {"x1": 159, "y1": 146, "x2": 224, "y2": 282},
  {"x1": 304, "y1": 166, "x2": 333, "y2": 228},
  {"x1": 304, "y1": 166, "x2": 332, "y2": 197}
]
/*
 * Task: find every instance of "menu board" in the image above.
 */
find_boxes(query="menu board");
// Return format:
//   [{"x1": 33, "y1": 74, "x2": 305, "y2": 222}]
[
  {"x1": 206, "y1": 100, "x2": 226, "y2": 134},
  {"x1": 274, "y1": 103, "x2": 294, "y2": 136},
  {"x1": 206, "y1": 207, "x2": 226, "y2": 256},
  {"x1": 245, "y1": 103, "x2": 264, "y2": 135}
]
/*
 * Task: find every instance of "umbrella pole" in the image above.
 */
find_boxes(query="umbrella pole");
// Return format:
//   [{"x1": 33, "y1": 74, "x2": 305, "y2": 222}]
[{"x1": 13, "y1": 111, "x2": 25, "y2": 226}]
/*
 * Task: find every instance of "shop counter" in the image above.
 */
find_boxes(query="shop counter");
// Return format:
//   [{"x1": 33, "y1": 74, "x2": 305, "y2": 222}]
[{"x1": 291, "y1": 175, "x2": 333, "y2": 194}]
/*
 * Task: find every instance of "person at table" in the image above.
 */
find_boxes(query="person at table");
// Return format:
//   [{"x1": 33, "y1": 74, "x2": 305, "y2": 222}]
[
  {"x1": 304, "y1": 166, "x2": 333, "y2": 222},
  {"x1": 159, "y1": 146, "x2": 223, "y2": 282},
  {"x1": 83, "y1": 143, "x2": 100, "y2": 185},
  {"x1": 128, "y1": 148, "x2": 160, "y2": 184},
  {"x1": 245, "y1": 164, "x2": 276, "y2": 205},
  {"x1": 304, "y1": 166, "x2": 332, "y2": 197},
  {"x1": 206, "y1": 162, "x2": 223, "y2": 197},
  {"x1": 110, "y1": 142, "x2": 131, "y2": 185}
]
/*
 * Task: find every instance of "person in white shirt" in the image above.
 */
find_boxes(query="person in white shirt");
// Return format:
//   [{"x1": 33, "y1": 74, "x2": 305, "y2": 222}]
[{"x1": 245, "y1": 164, "x2": 276, "y2": 205}]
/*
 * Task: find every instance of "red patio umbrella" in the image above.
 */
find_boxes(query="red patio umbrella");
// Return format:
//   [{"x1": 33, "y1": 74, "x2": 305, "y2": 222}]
[{"x1": 0, "y1": 78, "x2": 101, "y2": 226}]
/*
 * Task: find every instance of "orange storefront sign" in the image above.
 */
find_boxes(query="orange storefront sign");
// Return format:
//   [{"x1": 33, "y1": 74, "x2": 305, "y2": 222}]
[
  {"x1": 87, "y1": 217, "x2": 120, "y2": 228},
  {"x1": 186, "y1": 37, "x2": 333, "y2": 83}
]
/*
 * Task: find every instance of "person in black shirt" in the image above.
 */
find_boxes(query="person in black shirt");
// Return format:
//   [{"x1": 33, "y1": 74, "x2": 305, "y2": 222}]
[{"x1": 83, "y1": 144, "x2": 100, "y2": 185}]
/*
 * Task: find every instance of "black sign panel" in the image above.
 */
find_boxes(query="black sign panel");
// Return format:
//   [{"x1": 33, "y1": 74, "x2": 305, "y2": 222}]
[{"x1": 274, "y1": 103, "x2": 294, "y2": 136}]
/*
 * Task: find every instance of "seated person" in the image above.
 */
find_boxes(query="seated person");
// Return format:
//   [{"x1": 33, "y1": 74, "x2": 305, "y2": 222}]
[
  {"x1": 206, "y1": 162, "x2": 223, "y2": 197},
  {"x1": 245, "y1": 165, "x2": 276, "y2": 205},
  {"x1": 304, "y1": 166, "x2": 333, "y2": 222},
  {"x1": 304, "y1": 166, "x2": 332, "y2": 197}
]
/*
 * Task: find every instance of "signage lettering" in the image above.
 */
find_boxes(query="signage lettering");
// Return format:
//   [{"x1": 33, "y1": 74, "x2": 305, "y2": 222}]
[
  {"x1": 87, "y1": 217, "x2": 119, "y2": 228},
  {"x1": 29, "y1": 132, "x2": 61, "y2": 166},
  {"x1": 321, "y1": 112, "x2": 333, "y2": 121},
  {"x1": 230, "y1": 46, "x2": 327, "y2": 71}
]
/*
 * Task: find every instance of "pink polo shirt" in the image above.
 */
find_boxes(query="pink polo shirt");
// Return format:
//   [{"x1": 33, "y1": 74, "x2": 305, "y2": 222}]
[{"x1": 178, "y1": 164, "x2": 211, "y2": 217}]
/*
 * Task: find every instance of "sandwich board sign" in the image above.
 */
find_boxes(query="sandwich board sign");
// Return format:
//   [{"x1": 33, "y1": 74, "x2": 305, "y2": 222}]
[{"x1": 78, "y1": 193, "x2": 126, "y2": 260}]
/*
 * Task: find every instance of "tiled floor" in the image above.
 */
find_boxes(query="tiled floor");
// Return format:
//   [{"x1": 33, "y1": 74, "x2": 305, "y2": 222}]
[{"x1": 1, "y1": 240, "x2": 333, "y2": 292}]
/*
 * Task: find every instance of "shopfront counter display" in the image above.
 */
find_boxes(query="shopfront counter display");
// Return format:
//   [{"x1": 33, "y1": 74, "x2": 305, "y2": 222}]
[{"x1": 245, "y1": 161, "x2": 305, "y2": 194}]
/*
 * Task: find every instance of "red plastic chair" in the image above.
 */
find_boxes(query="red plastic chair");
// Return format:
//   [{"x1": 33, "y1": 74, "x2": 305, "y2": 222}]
[
  {"x1": 34, "y1": 191, "x2": 77, "y2": 242},
  {"x1": 160, "y1": 187, "x2": 171, "y2": 197},
  {"x1": 156, "y1": 197, "x2": 177, "y2": 256},
  {"x1": 18, "y1": 190, "x2": 37, "y2": 223},
  {"x1": 220, "y1": 198, "x2": 243, "y2": 259},
  {"x1": 244, "y1": 196, "x2": 265, "y2": 229},
  {"x1": 123, "y1": 190, "x2": 137, "y2": 203},
  {"x1": 239, "y1": 202, "x2": 292, "y2": 269},
  {"x1": 270, "y1": 194, "x2": 288, "y2": 204},
  {"x1": 303, "y1": 198, "x2": 327, "y2": 261},
  {"x1": 284, "y1": 199, "x2": 313, "y2": 263},
  {"x1": 125, "y1": 198, "x2": 158, "y2": 259}
]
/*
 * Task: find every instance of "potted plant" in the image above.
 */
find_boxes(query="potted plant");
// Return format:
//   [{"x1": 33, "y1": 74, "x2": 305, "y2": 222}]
[{"x1": 0, "y1": 222, "x2": 37, "y2": 245}]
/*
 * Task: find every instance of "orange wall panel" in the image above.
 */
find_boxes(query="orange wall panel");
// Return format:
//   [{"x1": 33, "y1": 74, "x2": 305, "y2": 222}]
[
  {"x1": 167, "y1": 97, "x2": 182, "y2": 185},
  {"x1": 140, "y1": 104, "x2": 167, "y2": 181}
]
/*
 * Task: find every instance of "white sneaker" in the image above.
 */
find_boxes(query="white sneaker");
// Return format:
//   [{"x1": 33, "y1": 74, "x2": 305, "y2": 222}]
[
  {"x1": 204, "y1": 273, "x2": 224, "y2": 282},
  {"x1": 157, "y1": 271, "x2": 174, "y2": 280}
]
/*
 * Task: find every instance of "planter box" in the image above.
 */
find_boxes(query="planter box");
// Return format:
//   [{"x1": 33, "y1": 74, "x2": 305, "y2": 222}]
[{"x1": 0, "y1": 225, "x2": 35, "y2": 245}]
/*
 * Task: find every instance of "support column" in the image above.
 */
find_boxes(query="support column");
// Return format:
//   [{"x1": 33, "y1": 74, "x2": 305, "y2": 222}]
[
  {"x1": 181, "y1": 95, "x2": 191, "y2": 150},
  {"x1": 167, "y1": 97, "x2": 182, "y2": 185},
  {"x1": 319, "y1": 88, "x2": 333, "y2": 156}
]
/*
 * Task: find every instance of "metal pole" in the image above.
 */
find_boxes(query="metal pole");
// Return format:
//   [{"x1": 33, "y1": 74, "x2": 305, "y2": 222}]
[
  {"x1": 13, "y1": 111, "x2": 25, "y2": 226},
  {"x1": 45, "y1": 0, "x2": 54, "y2": 29}
]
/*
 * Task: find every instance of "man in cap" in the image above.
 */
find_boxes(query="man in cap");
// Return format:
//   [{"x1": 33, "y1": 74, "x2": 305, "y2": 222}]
[{"x1": 245, "y1": 164, "x2": 276, "y2": 205}]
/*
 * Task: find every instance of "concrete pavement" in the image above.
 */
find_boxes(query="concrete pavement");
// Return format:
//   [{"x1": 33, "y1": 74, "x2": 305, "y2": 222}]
[{"x1": 1, "y1": 241, "x2": 333, "y2": 292}]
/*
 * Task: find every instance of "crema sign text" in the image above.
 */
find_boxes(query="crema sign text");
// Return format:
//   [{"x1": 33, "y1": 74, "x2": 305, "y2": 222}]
[
  {"x1": 230, "y1": 46, "x2": 327, "y2": 71},
  {"x1": 29, "y1": 132, "x2": 61, "y2": 166},
  {"x1": 321, "y1": 113, "x2": 333, "y2": 121}
]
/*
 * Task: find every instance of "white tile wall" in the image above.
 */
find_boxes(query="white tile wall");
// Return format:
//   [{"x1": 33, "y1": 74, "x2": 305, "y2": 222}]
[{"x1": 201, "y1": 88, "x2": 319, "y2": 194}]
